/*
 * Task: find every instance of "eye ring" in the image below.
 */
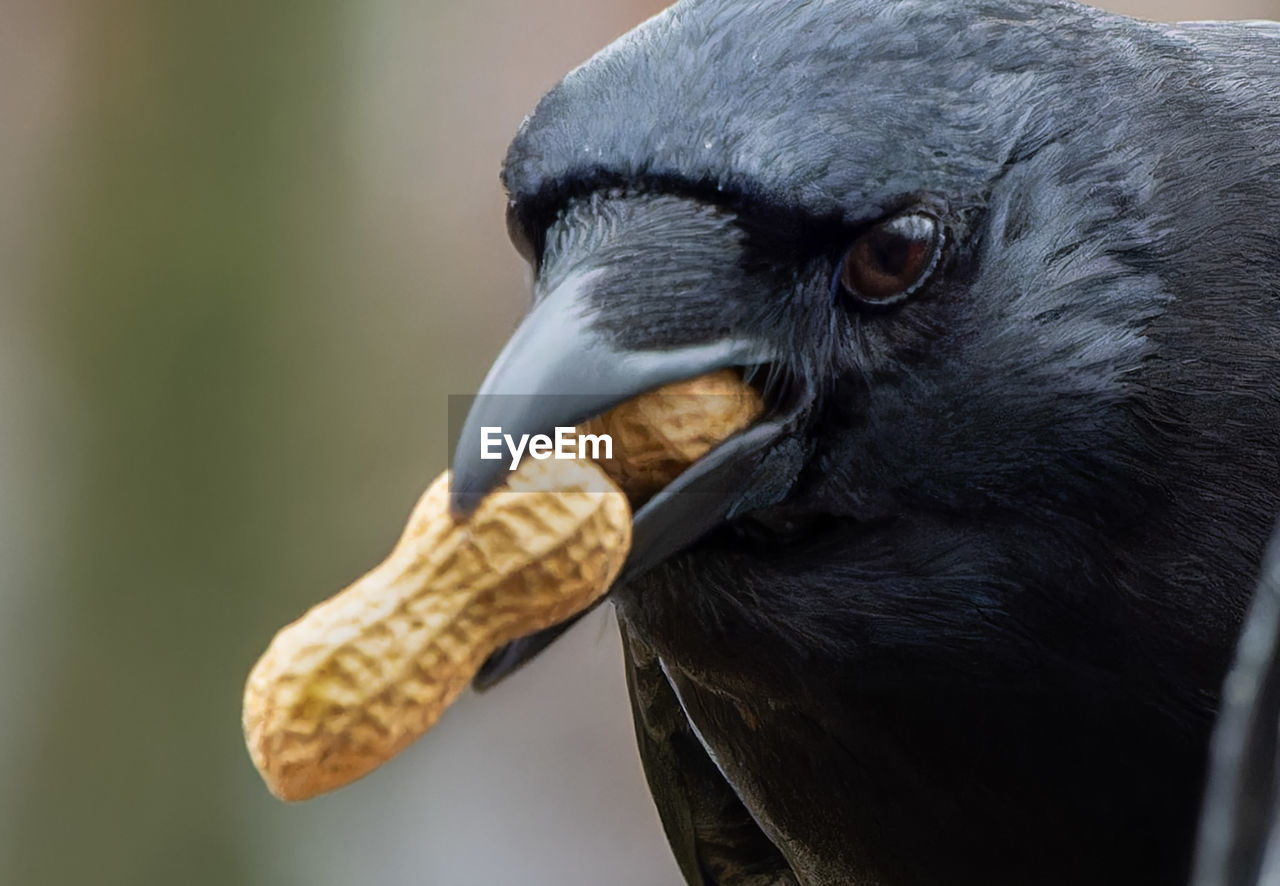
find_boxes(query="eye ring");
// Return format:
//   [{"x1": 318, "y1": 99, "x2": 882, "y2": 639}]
[{"x1": 833, "y1": 211, "x2": 943, "y2": 308}]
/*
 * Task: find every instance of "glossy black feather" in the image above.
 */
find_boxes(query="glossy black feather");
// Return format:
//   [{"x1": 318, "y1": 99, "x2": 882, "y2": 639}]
[
  {"x1": 621, "y1": 624, "x2": 798, "y2": 886},
  {"x1": 1195, "y1": 520, "x2": 1280, "y2": 886}
]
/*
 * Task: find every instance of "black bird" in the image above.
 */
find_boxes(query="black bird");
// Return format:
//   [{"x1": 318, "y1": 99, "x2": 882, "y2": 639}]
[{"x1": 448, "y1": 1, "x2": 1280, "y2": 883}]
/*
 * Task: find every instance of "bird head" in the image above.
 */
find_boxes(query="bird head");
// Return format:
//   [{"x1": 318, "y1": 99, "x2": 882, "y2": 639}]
[{"x1": 452, "y1": 0, "x2": 1278, "y2": 751}]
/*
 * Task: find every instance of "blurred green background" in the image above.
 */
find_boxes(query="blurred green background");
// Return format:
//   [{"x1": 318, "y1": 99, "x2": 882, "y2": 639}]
[{"x1": 1, "y1": 1, "x2": 1276, "y2": 884}]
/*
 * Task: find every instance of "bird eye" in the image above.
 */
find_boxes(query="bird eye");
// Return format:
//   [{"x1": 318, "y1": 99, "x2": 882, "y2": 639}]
[{"x1": 836, "y1": 212, "x2": 942, "y2": 307}]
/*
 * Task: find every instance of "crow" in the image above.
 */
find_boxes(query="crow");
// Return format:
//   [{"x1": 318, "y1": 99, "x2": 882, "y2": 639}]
[{"x1": 447, "y1": 1, "x2": 1280, "y2": 883}]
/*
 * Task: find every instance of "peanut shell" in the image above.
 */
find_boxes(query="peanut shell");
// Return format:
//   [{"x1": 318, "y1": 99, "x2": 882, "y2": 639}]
[
  {"x1": 243, "y1": 371, "x2": 763, "y2": 802},
  {"x1": 243, "y1": 458, "x2": 630, "y2": 801},
  {"x1": 582, "y1": 369, "x2": 764, "y2": 502}
]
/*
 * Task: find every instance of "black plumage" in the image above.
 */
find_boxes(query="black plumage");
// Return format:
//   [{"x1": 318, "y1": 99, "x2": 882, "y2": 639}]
[{"x1": 451, "y1": 1, "x2": 1280, "y2": 883}]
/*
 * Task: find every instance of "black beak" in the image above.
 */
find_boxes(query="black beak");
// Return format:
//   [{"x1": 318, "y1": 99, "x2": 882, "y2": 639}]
[
  {"x1": 450, "y1": 264, "x2": 806, "y2": 577},
  {"x1": 451, "y1": 268, "x2": 775, "y2": 507},
  {"x1": 453, "y1": 197, "x2": 816, "y2": 688}
]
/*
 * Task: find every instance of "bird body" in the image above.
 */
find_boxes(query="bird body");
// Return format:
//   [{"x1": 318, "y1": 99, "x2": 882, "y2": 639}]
[{"x1": 455, "y1": 2, "x2": 1280, "y2": 883}]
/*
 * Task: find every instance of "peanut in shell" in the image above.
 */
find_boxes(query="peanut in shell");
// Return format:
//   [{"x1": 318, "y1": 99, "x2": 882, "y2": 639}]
[
  {"x1": 242, "y1": 371, "x2": 762, "y2": 801},
  {"x1": 585, "y1": 369, "x2": 765, "y2": 501}
]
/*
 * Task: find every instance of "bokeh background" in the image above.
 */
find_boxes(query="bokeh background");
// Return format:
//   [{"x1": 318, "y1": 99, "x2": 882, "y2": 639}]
[{"x1": 1, "y1": 1, "x2": 1276, "y2": 884}]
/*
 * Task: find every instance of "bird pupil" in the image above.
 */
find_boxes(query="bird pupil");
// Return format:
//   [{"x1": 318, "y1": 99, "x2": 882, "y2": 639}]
[{"x1": 869, "y1": 231, "x2": 916, "y2": 277}]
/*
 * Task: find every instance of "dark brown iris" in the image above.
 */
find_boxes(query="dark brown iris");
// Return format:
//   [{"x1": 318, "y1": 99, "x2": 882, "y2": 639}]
[{"x1": 838, "y1": 212, "x2": 942, "y2": 306}]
